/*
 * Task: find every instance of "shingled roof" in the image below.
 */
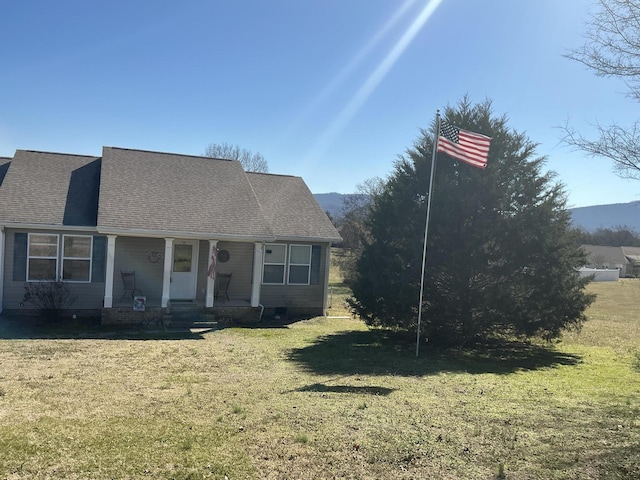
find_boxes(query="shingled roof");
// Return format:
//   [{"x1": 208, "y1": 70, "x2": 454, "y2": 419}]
[
  {"x1": 0, "y1": 150, "x2": 100, "y2": 226},
  {"x1": 247, "y1": 172, "x2": 342, "y2": 242},
  {"x1": 0, "y1": 147, "x2": 341, "y2": 243},
  {"x1": 98, "y1": 147, "x2": 342, "y2": 241},
  {"x1": 622, "y1": 246, "x2": 640, "y2": 263},
  {"x1": 97, "y1": 147, "x2": 275, "y2": 238}
]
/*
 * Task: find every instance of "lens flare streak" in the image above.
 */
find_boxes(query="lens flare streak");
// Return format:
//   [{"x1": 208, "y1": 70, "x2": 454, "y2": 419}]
[{"x1": 307, "y1": 0, "x2": 444, "y2": 162}]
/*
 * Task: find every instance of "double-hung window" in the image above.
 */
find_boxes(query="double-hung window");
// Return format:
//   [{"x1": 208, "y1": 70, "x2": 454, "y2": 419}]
[
  {"x1": 288, "y1": 245, "x2": 312, "y2": 285},
  {"x1": 62, "y1": 235, "x2": 92, "y2": 282},
  {"x1": 27, "y1": 234, "x2": 59, "y2": 281},
  {"x1": 263, "y1": 244, "x2": 287, "y2": 284},
  {"x1": 26, "y1": 234, "x2": 93, "y2": 282},
  {"x1": 262, "y1": 243, "x2": 316, "y2": 285}
]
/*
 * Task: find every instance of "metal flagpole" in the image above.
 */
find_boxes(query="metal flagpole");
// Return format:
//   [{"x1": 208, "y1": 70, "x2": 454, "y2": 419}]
[{"x1": 416, "y1": 111, "x2": 441, "y2": 357}]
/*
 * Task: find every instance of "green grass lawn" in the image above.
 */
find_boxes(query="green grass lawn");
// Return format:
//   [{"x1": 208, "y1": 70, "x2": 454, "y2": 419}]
[{"x1": 0, "y1": 280, "x2": 638, "y2": 479}]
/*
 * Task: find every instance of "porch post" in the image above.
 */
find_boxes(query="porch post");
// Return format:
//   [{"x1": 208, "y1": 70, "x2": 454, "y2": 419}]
[
  {"x1": 0, "y1": 227, "x2": 5, "y2": 314},
  {"x1": 103, "y1": 235, "x2": 117, "y2": 308},
  {"x1": 162, "y1": 238, "x2": 174, "y2": 308},
  {"x1": 205, "y1": 240, "x2": 218, "y2": 307},
  {"x1": 251, "y1": 242, "x2": 263, "y2": 307}
]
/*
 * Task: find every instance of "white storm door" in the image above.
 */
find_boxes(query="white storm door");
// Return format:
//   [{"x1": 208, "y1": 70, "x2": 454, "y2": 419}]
[{"x1": 170, "y1": 240, "x2": 199, "y2": 299}]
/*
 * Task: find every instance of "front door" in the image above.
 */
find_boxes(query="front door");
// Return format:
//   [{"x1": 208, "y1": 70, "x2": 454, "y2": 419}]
[{"x1": 170, "y1": 240, "x2": 199, "y2": 299}]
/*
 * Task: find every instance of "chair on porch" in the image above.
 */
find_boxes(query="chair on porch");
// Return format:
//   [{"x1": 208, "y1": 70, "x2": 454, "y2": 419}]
[
  {"x1": 215, "y1": 273, "x2": 232, "y2": 302},
  {"x1": 120, "y1": 271, "x2": 143, "y2": 302}
]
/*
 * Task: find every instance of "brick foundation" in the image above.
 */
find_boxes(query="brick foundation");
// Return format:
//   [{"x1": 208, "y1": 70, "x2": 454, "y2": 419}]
[{"x1": 101, "y1": 307, "x2": 167, "y2": 325}]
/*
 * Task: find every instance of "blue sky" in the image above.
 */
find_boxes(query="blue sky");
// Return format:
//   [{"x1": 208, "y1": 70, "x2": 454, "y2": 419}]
[{"x1": 1, "y1": 0, "x2": 638, "y2": 208}]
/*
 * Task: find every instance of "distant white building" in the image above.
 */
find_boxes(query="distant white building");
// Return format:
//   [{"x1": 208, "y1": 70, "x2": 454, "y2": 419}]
[
  {"x1": 580, "y1": 245, "x2": 640, "y2": 279},
  {"x1": 578, "y1": 267, "x2": 619, "y2": 282}
]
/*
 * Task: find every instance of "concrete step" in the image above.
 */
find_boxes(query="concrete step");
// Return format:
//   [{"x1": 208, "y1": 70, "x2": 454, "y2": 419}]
[
  {"x1": 165, "y1": 303, "x2": 217, "y2": 329},
  {"x1": 165, "y1": 319, "x2": 218, "y2": 330}
]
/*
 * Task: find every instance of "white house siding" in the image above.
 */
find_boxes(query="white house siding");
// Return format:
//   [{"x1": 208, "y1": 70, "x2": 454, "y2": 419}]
[{"x1": 2, "y1": 228, "x2": 105, "y2": 311}]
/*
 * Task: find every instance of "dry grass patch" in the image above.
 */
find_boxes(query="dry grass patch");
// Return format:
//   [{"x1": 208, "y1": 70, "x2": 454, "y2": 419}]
[
  {"x1": 0, "y1": 280, "x2": 638, "y2": 479},
  {"x1": 326, "y1": 250, "x2": 353, "y2": 318}
]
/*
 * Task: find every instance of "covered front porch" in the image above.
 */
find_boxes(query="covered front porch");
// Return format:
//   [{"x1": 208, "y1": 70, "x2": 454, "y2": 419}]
[
  {"x1": 101, "y1": 298, "x2": 262, "y2": 327},
  {"x1": 101, "y1": 235, "x2": 265, "y2": 323}
]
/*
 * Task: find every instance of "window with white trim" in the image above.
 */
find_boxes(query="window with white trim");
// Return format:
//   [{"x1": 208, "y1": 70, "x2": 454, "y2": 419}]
[
  {"x1": 263, "y1": 244, "x2": 286, "y2": 284},
  {"x1": 62, "y1": 235, "x2": 92, "y2": 282},
  {"x1": 27, "y1": 234, "x2": 59, "y2": 281},
  {"x1": 288, "y1": 244, "x2": 312, "y2": 285}
]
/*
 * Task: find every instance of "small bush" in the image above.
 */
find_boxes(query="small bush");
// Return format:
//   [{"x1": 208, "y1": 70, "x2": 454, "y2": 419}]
[{"x1": 22, "y1": 281, "x2": 77, "y2": 322}]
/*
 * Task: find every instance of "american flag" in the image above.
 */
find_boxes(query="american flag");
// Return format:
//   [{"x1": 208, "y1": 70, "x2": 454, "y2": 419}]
[{"x1": 437, "y1": 121, "x2": 491, "y2": 169}]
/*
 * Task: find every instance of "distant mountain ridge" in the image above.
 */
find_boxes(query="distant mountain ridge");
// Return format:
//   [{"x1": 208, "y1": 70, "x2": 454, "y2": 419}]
[
  {"x1": 569, "y1": 201, "x2": 640, "y2": 232},
  {"x1": 314, "y1": 193, "x2": 640, "y2": 232},
  {"x1": 313, "y1": 192, "x2": 354, "y2": 217}
]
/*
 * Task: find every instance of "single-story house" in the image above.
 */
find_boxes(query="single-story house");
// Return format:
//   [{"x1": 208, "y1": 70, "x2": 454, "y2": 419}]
[
  {"x1": 0, "y1": 147, "x2": 341, "y2": 324},
  {"x1": 581, "y1": 244, "x2": 639, "y2": 278}
]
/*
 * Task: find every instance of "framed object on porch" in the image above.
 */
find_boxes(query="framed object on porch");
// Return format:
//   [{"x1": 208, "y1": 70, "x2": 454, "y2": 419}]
[{"x1": 133, "y1": 296, "x2": 146, "y2": 311}]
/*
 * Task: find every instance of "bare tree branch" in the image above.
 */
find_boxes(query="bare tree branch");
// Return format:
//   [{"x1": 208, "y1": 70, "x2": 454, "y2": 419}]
[
  {"x1": 203, "y1": 142, "x2": 269, "y2": 173},
  {"x1": 563, "y1": 0, "x2": 640, "y2": 180},
  {"x1": 560, "y1": 120, "x2": 640, "y2": 180},
  {"x1": 566, "y1": 0, "x2": 640, "y2": 99}
]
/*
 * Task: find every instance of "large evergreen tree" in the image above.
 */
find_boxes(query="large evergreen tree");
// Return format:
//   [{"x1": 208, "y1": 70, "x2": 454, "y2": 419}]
[{"x1": 348, "y1": 99, "x2": 594, "y2": 346}]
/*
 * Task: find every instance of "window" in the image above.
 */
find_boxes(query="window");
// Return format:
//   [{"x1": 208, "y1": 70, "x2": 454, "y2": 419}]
[
  {"x1": 262, "y1": 243, "x2": 319, "y2": 285},
  {"x1": 263, "y1": 244, "x2": 286, "y2": 284},
  {"x1": 173, "y1": 244, "x2": 193, "y2": 272},
  {"x1": 62, "y1": 235, "x2": 92, "y2": 282},
  {"x1": 27, "y1": 234, "x2": 59, "y2": 281},
  {"x1": 26, "y1": 234, "x2": 95, "y2": 282},
  {"x1": 288, "y1": 245, "x2": 312, "y2": 284}
]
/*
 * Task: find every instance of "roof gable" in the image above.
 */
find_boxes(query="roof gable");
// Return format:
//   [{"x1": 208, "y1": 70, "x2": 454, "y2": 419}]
[
  {"x1": 247, "y1": 172, "x2": 341, "y2": 242},
  {"x1": 0, "y1": 150, "x2": 100, "y2": 226},
  {"x1": 622, "y1": 246, "x2": 640, "y2": 263},
  {"x1": 97, "y1": 147, "x2": 274, "y2": 237},
  {"x1": 582, "y1": 244, "x2": 631, "y2": 265}
]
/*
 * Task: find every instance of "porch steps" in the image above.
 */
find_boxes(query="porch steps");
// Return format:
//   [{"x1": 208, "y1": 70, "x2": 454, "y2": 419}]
[{"x1": 165, "y1": 302, "x2": 218, "y2": 330}]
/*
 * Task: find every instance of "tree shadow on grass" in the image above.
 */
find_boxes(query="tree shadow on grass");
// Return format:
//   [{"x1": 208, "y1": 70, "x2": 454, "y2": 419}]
[
  {"x1": 292, "y1": 383, "x2": 396, "y2": 396},
  {"x1": 286, "y1": 329, "x2": 581, "y2": 377},
  {"x1": 0, "y1": 315, "x2": 208, "y2": 341}
]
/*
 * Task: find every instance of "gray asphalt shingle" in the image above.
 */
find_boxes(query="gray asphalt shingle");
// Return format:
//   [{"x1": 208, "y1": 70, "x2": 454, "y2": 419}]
[
  {"x1": 247, "y1": 172, "x2": 342, "y2": 242},
  {"x1": 98, "y1": 147, "x2": 274, "y2": 237},
  {"x1": 0, "y1": 150, "x2": 100, "y2": 226},
  {"x1": 0, "y1": 147, "x2": 341, "y2": 243}
]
